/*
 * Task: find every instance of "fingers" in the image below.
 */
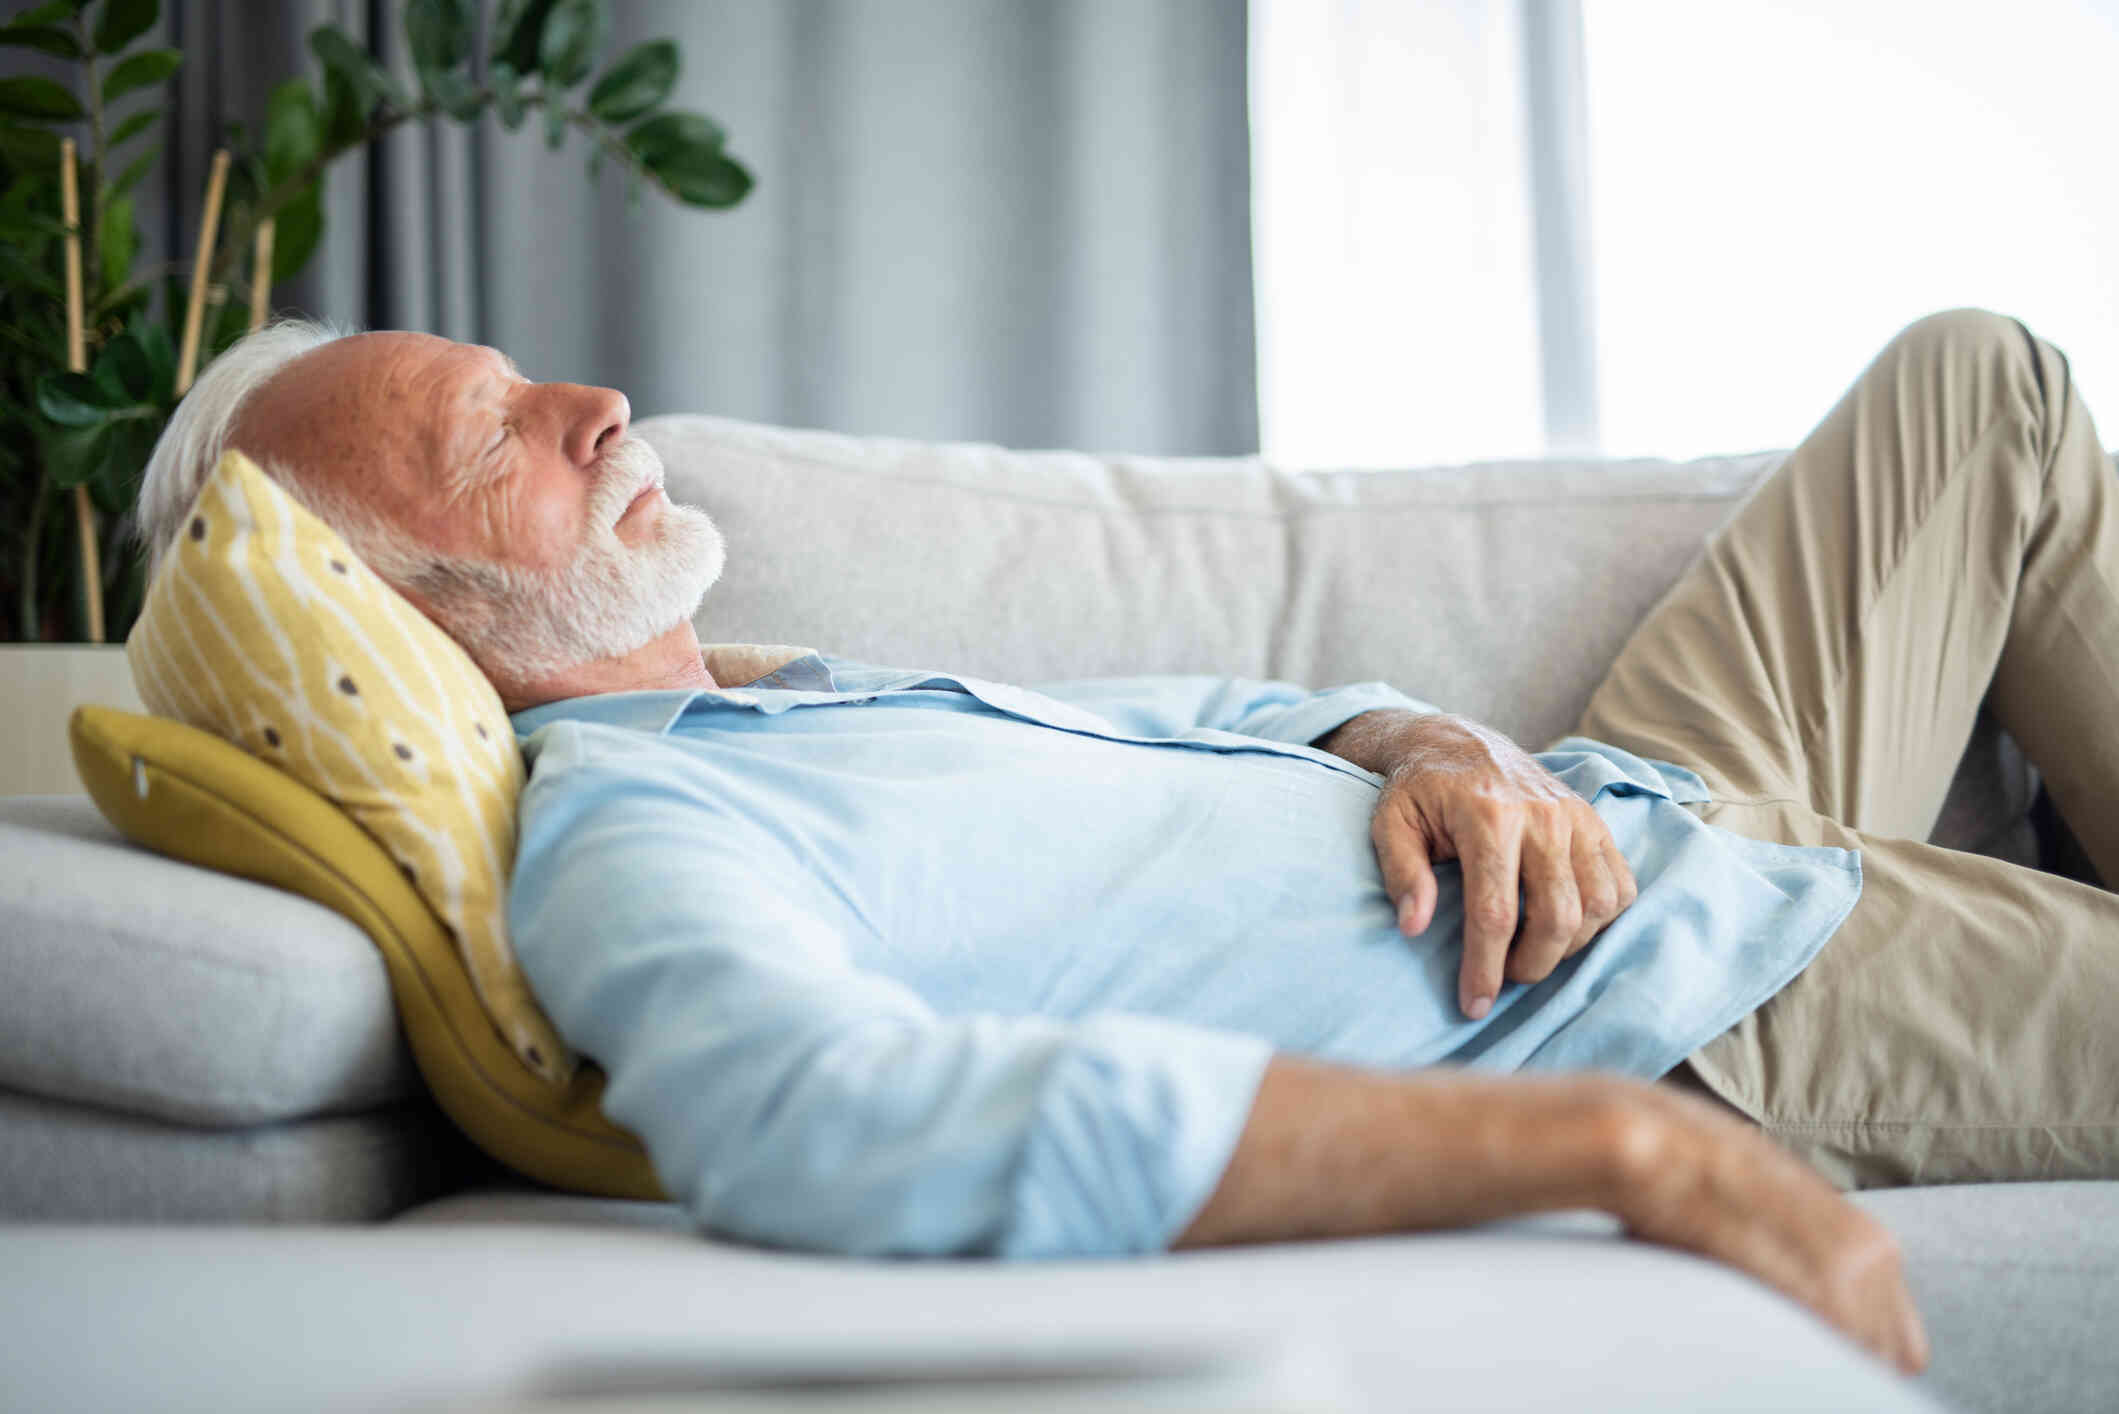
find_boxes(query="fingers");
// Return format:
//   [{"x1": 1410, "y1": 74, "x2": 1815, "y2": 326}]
[
  {"x1": 1504, "y1": 818, "x2": 1580, "y2": 986},
  {"x1": 1601, "y1": 832, "x2": 1639, "y2": 912},
  {"x1": 1371, "y1": 796, "x2": 1441, "y2": 936},
  {"x1": 1560, "y1": 811, "x2": 1638, "y2": 959},
  {"x1": 1562, "y1": 828, "x2": 1616, "y2": 956},
  {"x1": 1456, "y1": 809, "x2": 1523, "y2": 1019},
  {"x1": 1615, "y1": 1085, "x2": 1931, "y2": 1378}
]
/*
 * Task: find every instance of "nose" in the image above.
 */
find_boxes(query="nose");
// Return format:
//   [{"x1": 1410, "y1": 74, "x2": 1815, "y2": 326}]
[{"x1": 560, "y1": 384, "x2": 630, "y2": 466}]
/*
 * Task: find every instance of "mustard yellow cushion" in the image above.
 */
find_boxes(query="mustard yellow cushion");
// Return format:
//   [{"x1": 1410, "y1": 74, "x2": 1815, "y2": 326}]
[
  {"x1": 68, "y1": 703, "x2": 663, "y2": 1199},
  {"x1": 122, "y1": 449, "x2": 570, "y2": 1084}
]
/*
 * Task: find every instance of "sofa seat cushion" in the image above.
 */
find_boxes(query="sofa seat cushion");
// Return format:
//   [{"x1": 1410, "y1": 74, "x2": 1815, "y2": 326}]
[
  {"x1": 0, "y1": 1193, "x2": 1952, "y2": 1413},
  {"x1": 0, "y1": 1085, "x2": 462, "y2": 1222},
  {"x1": 1863, "y1": 1180, "x2": 2119, "y2": 1414},
  {"x1": 0, "y1": 795, "x2": 417, "y2": 1127}
]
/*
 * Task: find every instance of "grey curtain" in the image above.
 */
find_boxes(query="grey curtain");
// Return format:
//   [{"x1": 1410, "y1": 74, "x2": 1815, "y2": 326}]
[{"x1": 141, "y1": 0, "x2": 1257, "y2": 456}]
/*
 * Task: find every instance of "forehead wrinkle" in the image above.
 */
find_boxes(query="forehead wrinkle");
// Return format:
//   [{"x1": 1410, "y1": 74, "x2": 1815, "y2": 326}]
[{"x1": 426, "y1": 349, "x2": 504, "y2": 497}]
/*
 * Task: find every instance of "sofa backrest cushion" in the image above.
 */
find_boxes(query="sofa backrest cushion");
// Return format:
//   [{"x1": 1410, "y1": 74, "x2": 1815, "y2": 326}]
[
  {"x1": 644, "y1": 413, "x2": 1785, "y2": 754},
  {"x1": 644, "y1": 414, "x2": 2044, "y2": 863},
  {"x1": 121, "y1": 449, "x2": 568, "y2": 1086}
]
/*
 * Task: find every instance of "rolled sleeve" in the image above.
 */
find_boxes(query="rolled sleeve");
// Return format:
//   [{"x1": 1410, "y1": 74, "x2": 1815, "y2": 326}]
[{"x1": 510, "y1": 731, "x2": 1274, "y2": 1259}]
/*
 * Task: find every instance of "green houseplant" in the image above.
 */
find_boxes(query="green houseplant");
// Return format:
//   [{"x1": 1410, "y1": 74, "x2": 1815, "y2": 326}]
[{"x1": 1, "y1": 0, "x2": 752, "y2": 646}]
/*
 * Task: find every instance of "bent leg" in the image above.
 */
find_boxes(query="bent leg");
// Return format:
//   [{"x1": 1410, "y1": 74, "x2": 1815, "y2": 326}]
[
  {"x1": 1574, "y1": 308, "x2": 2119, "y2": 873},
  {"x1": 1680, "y1": 797, "x2": 2119, "y2": 1189}
]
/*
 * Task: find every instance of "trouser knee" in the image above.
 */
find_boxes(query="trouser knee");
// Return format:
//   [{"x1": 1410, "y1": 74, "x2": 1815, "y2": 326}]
[{"x1": 1875, "y1": 305, "x2": 2067, "y2": 489}]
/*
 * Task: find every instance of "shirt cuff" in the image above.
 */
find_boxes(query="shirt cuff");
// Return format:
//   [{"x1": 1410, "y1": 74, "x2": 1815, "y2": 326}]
[
  {"x1": 1000, "y1": 1013, "x2": 1275, "y2": 1259},
  {"x1": 1243, "y1": 681, "x2": 1446, "y2": 753}
]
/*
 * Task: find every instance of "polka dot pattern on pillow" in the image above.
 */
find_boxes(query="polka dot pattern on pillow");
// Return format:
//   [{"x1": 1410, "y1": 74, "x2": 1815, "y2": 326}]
[{"x1": 126, "y1": 449, "x2": 574, "y2": 1085}]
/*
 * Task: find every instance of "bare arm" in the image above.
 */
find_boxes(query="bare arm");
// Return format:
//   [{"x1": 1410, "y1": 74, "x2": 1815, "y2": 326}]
[{"x1": 1175, "y1": 1055, "x2": 1929, "y2": 1377}]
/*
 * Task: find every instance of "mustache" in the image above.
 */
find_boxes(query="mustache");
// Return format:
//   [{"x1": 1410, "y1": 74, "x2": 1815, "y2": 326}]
[{"x1": 591, "y1": 436, "x2": 667, "y2": 522}]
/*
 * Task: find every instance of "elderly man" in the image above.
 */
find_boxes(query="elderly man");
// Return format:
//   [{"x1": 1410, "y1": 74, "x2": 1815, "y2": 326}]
[{"x1": 132, "y1": 308, "x2": 2119, "y2": 1378}]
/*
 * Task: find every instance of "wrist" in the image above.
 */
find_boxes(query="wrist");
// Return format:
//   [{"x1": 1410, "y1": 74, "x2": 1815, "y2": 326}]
[
  {"x1": 1312, "y1": 707, "x2": 1457, "y2": 777},
  {"x1": 1585, "y1": 1078, "x2": 1699, "y2": 1225}
]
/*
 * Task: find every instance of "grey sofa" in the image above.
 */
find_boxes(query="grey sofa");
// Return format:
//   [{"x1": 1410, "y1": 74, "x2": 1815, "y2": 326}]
[{"x1": 3, "y1": 413, "x2": 2114, "y2": 1414}]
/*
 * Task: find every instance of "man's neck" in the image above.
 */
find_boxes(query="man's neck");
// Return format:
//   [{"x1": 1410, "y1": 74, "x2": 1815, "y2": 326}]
[{"x1": 498, "y1": 621, "x2": 717, "y2": 714}]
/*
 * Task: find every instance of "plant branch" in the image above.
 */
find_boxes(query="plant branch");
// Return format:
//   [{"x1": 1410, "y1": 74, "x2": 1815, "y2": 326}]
[{"x1": 210, "y1": 90, "x2": 668, "y2": 292}]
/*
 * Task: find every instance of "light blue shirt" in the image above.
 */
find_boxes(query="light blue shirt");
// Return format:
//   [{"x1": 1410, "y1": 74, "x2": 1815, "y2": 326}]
[{"x1": 509, "y1": 652, "x2": 1861, "y2": 1260}]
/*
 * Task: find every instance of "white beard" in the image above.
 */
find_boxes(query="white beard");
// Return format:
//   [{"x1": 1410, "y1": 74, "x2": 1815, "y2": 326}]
[{"x1": 420, "y1": 436, "x2": 727, "y2": 684}]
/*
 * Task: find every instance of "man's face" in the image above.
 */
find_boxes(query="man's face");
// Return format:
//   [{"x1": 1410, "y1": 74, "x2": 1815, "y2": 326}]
[{"x1": 233, "y1": 331, "x2": 725, "y2": 683}]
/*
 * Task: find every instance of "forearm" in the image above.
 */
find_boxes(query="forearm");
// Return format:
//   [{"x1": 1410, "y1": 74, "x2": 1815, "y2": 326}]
[
  {"x1": 1173, "y1": 1054, "x2": 1636, "y2": 1247},
  {"x1": 1173, "y1": 1054, "x2": 1929, "y2": 1377}
]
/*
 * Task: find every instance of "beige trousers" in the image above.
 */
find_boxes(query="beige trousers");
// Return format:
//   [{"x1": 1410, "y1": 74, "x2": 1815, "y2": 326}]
[{"x1": 1570, "y1": 308, "x2": 2119, "y2": 1190}]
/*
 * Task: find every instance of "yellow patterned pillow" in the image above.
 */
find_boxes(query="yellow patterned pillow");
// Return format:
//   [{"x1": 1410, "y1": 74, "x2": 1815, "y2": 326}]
[{"x1": 125, "y1": 448, "x2": 573, "y2": 1085}]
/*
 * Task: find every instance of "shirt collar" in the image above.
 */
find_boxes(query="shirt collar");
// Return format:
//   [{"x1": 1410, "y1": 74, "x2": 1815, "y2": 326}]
[{"x1": 509, "y1": 642, "x2": 832, "y2": 738}]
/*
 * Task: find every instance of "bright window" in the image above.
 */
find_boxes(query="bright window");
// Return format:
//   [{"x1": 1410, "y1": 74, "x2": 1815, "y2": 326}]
[
  {"x1": 1584, "y1": 0, "x2": 2119, "y2": 459},
  {"x1": 1254, "y1": 1, "x2": 2119, "y2": 467}
]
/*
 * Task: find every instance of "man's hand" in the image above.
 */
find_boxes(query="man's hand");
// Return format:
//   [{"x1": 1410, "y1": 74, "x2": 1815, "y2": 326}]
[
  {"x1": 1176, "y1": 1057, "x2": 1931, "y2": 1379},
  {"x1": 1317, "y1": 710, "x2": 1638, "y2": 1019}
]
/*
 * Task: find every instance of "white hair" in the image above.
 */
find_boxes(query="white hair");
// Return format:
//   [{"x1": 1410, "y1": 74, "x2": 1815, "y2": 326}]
[{"x1": 128, "y1": 317, "x2": 361, "y2": 577}]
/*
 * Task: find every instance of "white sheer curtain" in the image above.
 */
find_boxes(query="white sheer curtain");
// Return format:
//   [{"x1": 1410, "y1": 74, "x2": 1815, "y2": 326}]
[
  {"x1": 1250, "y1": 0, "x2": 1586, "y2": 468},
  {"x1": 1584, "y1": 0, "x2": 2119, "y2": 459},
  {"x1": 1254, "y1": 0, "x2": 2119, "y2": 468}
]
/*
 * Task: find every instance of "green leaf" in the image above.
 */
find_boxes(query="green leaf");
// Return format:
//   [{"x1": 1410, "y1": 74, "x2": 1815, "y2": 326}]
[
  {"x1": 107, "y1": 141, "x2": 154, "y2": 195},
  {"x1": 403, "y1": 0, "x2": 471, "y2": 74},
  {"x1": 0, "y1": 120, "x2": 62, "y2": 170},
  {"x1": 318, "y1": 65, "x2": 363, "y2": 147},
  {"x1": 104, "y1": 141, "x2": 155, "y2": 199},
  {"x1": 537, "y1": 0, "x2": 605, "y2": 89},
  {"x1": 97, "y1": 189, "x2": 134, "y2": 287},
  {"x1": 105, "y1": 106, "x2": 156, "y2": 149},
  {"x1": 626, "y1": 109, "x2": 753, "y2": 208},
  {"x1": 0, "y1": 75, "x2": 83, "y2": 120},
  {"x1": 488, "y1": 60, "x2": 524, "y2": 130},
  {"x1": 37, "y1": 371, "x2": 117, "y2": 427},
  {"x1": 45, "y1": 419, "x2": 110, "y2": 490},
  {"x1": 624, "y1": 109, "x2": 724, "y2": 164},
  {"x1": 102, "y1": 47, "x2": 178, "y2": 105},
  {"x1": 91, "y1": 0, "x2": 156, "y2": 55},
  {"x1": 586, "y1": 38, "x2": 674, "y2": 124},
  {"x1": 489, "y1": 0, "x2": 554, "y2": 72},
  {"x1": 134, "y1": 316, "x2": 175, "y2": 402},
  {"x1": 418, "y1": 63, "x2": 482, "y2": 121},
  {"x1": 0, "y1": 24, "x2": 79, "y2": 58},
  {"x1": 10, "y1": 3, "x2": 84, "y2": 27},
  {"x1": 0, "y1": 241, "x2": 60, "y2": 297},
  {"x1": 92, "y1": 416, "x2": 157, "y2": 514},
  {"x1": 309, "y1": 24, "x2": 405, "y2": 119},
  {"x1": 651, "y1": 146, "x2": 750, "y2": 208},
  {"x1": 263, "y1": 77, "x2": 318, "y2": 185},
  {"x1": 543, "y1": 97, "x2": 566, "y2": 150},
  {"x1": 269, "y1": 181, "x2": 321, "y2": 283},
  {"x1": 91, "y1": 327, "x2": 152, "y2": 404}
]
